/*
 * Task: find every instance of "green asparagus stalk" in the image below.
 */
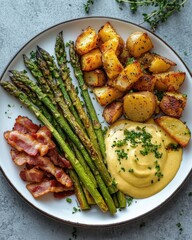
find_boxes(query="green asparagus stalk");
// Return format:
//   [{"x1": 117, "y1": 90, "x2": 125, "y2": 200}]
[
  {"x1": 82, "y1": 186, "x2": 95, "y2": 205},
  {"x1": 69, "y1": 41, "x2": 106, "y2": 159},
  {"x1": 55, "y1": 31, "x2": 102, "y2": 160},
  {"x1": 69, "y1": 169, "x2": 90, "y2": 210},
  {"x1": 1, "y1": 81, "x2": 108, "y2": 213},
  {"x1": 116, "y1": 191, "x2": 127, "y2": 209},
  {"x1": 112, "y1": 194, "x2": 119, "y2": 208},
  {"x1": 71, "y1": 144, "x2": 97, "y2": 188}
]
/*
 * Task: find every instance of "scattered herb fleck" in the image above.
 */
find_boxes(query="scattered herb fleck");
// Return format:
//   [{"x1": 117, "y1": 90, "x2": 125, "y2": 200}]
[
  {"x1": 102, "y1": 126, "x2": 108, "y2": 136},
  {"x1": 72, "y1": 227, "x2": 77, "y2": 239},
  {"x1": 115, "y1": 149, "x2": 128, "y2": 161},
  {"x1": 154, "y1": 160, "x2": 163, "y2": 181},
  {"x1": 30, "y1": 51, "x2": 36, "y2": 60},
  {"x1": 65, "y1": 42, "x2": 70, "y2": 47},
  {"x1": 166, "y1": 143, "x2": 181, "y2": 151},
  {"x1": 72, "y1": 207, "x2": 81, "y2": 214},
  {"x1": 126, "y1": 57, "x2": 135, "y2": 65},
  {"x1": 126, "y1": 196, "x2": 133, "y2": 206},
  {"x1": 176, "y1": 222, "x2": 183, "y2": 234},
  {"x1": 66, "y1": 197, "x2": 72, "y2": 203}
]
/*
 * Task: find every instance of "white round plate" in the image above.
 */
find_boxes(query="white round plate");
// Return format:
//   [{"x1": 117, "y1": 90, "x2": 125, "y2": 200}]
[{"x1": 0, "y1": 17, "x2": 191, "y2": 227}]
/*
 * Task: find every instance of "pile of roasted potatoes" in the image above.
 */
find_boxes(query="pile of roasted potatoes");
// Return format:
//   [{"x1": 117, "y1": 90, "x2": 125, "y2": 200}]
[{"x1": 75, "y1": 22, "x2": 190, "y2": 148}]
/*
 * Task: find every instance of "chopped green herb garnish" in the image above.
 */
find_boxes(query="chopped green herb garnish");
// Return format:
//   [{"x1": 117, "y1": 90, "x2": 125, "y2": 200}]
[
  {"x1": 115, "y1": 149, "x2": 128, "y2": 161},
  {"x1": 126, "y1": 57, "x2": 135, "y2": 65},
  {"x1": 154, "y1": 160, "x2": 163, "y2": 181},
  {"x1": 176, "y1": 222, "x2": 183, "y2": 234},
  {"x1": 66, "y1": 197, "x2": 72, "y2": 203},
  {"x1": 166, "y1": 143, "x2": 181, "y2": 151},
  {"x1": 126, "y1": 196, "x2": 133, "y2": 206},
  {"x1": 72, "y1": 207, "x2": 81, "y2": 214},
  {"x1": 65, "y1": 42, "x2": 70, "y2": 47},
  {"x1": 30, "y1": 51, "x2": 36, "y2": 60},
  {"x1": 112, "y1": 139, "x2": 126, "y2": 148}
]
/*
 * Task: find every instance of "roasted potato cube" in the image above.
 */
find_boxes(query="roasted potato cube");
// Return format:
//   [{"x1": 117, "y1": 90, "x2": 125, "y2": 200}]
[
  {"x1": 133, "y1": 74, "x2": 156, "y2": 92},
  {"x1": 93, "y1": 86, "x2": 124, "y2": 106},
  {"x1": 81, "y1": 48, "x2": 102, "y2": 71},
  {"x1": 155, "y1": 116, "x2": 191, "y2": 147},
  {"x1": 102, "y1": 49, "x2": 123, "y2": 79},
  {"x1": 84, "y1": 69, "x2": 107, "y2": 87},
  {"x1": 149, "y1": 55, "x2": 176, "y2": 73},
  {"x1": 159, "y1": 92, "x2": 187, "y2": 118},
  {"x1": 103, "y1": 101, "x2": 123, "y2": 124},
  {"x1": 98, "y1": 22, "x2": 124, "y2": 44},
  {"x1": 139, "y1": 53, "x2": 176, "y2": 73},
  {"x1": 126, "y1": 32, "x2": 153, "y2": 58},
  {"x1": 100, "y1": 37, "x2": 123, "y2": 56},
  {"x1": 154, "y1": 71, "x2": 186, "y2": 91},
  {"x1": 114, "y1": 62, "x2": 143, "y2": 92},
  {"x1": 123, "y1": 91, "x2": 156, "y2": 122},
  {"x1": 75, "y1": 27, "x2": 98, "y2": 55}
]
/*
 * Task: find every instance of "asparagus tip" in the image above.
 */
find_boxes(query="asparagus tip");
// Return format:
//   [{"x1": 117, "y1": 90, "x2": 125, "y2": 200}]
[
  {"x1": 9, "y1": 70, "x2": 14, "y2": 74},
  {"x1": 23, "y1": 54, "x2": 28, "y2": 60},
  {"x1": 36, "y1": 45, "x2": 42, "y2": 52},
  {"x1": 36, "y1": 49, "x2": 42, "y2": 59}
]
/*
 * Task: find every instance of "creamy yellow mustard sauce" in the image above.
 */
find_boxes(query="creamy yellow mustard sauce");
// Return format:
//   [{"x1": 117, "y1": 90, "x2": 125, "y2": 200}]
[{"x1": 105, "y1": 119, "x2": 182, "y2": 198}]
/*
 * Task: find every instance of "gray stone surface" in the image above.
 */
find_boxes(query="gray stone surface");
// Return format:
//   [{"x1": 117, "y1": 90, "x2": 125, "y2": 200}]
[{"x1": 0, "y1": 0, "x2": 192, "y2": 239}]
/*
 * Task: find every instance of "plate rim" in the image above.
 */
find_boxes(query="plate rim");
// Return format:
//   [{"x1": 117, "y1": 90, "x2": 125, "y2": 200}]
[{"x1": 0, "y1": 16, "x2": 192, "y2": 228}]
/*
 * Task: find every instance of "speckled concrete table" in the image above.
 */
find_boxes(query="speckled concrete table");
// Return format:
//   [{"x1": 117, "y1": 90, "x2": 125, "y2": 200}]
[{"x1": 0, "y1": 1, "x2": 192, "y2": 239}]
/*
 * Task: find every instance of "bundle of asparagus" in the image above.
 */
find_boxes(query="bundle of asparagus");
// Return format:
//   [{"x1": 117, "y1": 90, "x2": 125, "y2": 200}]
[{"x1": 1, "y1": 32, "x2": 127, "y2": 214}]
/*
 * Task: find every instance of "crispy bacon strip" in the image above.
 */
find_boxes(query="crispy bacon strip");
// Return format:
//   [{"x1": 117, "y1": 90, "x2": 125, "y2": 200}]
[
  {"x1": 4, "y1": 130, "x2": 49, "y2": 156},
  {"x1": 26, "y1": 179, "x2": 74, "y2": 198},
  {"x1": 47, "y1": 149, "x2": 72, "y2": 169},
  {"x1": 34, "y1": 126, "x2": 56, "y2": 150},
  {"x1": 54, "y1": 191, "x2": 74, "y2": 199},
  {"x1": 20, "y1": 168, "x2": 44, "y2": 183},
  {"x1": 13, "y1": 115, "x2": 39, "y2": 133},
  {"x1": 11, "y1": 150, "x2": 73, "y2": 187},
  {"x1": 10, "y1": 149, "x2": 27, "y2": 165}
]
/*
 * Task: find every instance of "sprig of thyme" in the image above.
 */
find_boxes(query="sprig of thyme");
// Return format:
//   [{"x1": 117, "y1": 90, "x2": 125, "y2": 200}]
[
  {"x1": 84, "y1": 0, "x2": 94, "y2": 13},
  {"x1": 84, "y1": 0, "x2": 188, "y2": 31},
  {"x1": 117, "y1": 0, "x2": 188, "y2": 30}
]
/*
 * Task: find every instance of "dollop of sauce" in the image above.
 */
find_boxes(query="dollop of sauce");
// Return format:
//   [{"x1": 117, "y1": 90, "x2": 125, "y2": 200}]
[{"x1": 105, "y1": 119, "x2": 182, "y2": 198}]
